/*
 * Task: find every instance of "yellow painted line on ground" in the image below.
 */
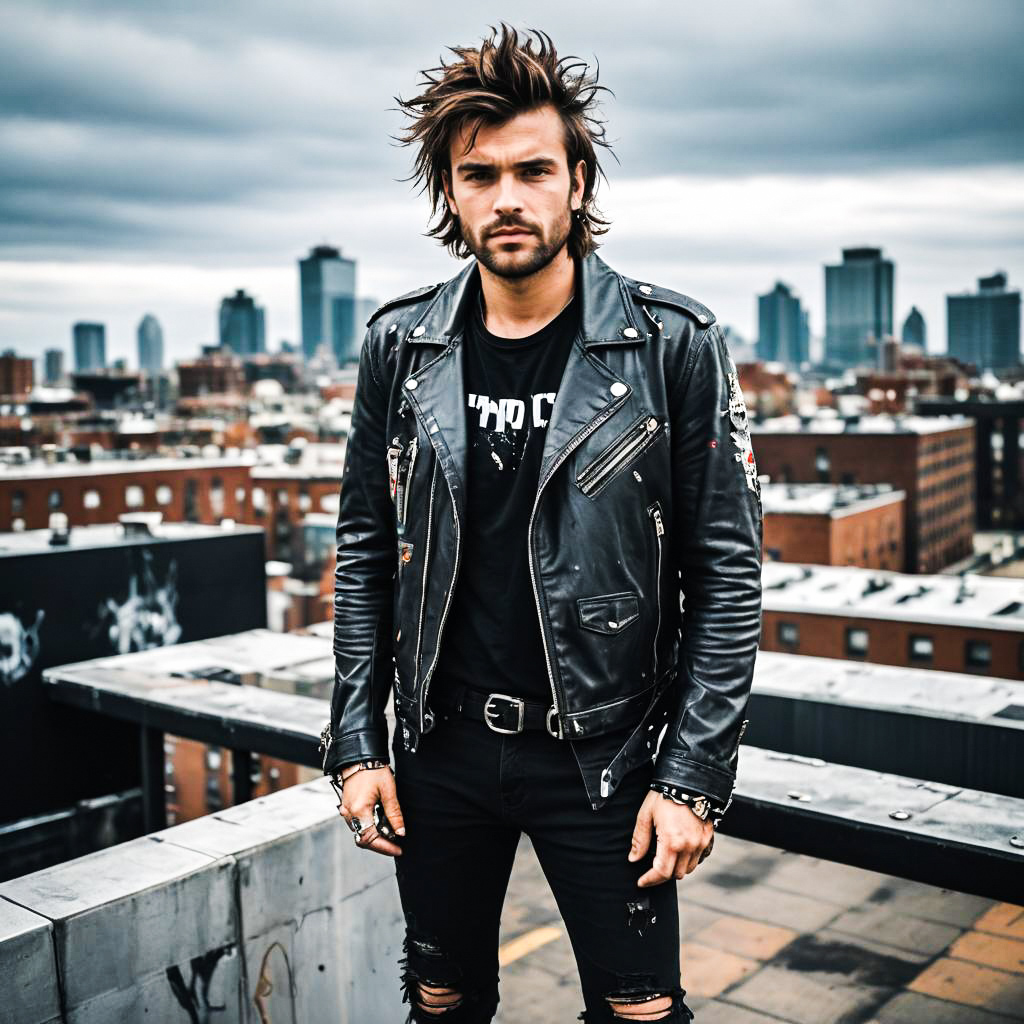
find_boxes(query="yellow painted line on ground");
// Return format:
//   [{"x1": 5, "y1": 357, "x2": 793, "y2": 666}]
[{"x1": 498, "y1": 925, "x2": 563, "y2": 967}]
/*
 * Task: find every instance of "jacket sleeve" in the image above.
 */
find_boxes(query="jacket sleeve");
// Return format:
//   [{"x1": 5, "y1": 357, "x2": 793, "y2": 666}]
[
  {"x1": 322, "y1": 328, "x2": 396, "y2": 776},
  {"x1": 652, "y1": 321, "x2": 764, "y2": 807}
]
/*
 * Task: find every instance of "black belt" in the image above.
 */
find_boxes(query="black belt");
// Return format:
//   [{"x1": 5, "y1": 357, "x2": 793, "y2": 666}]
[{"x1": 432, "y1": 685, "x2": 564, "y2": 738}]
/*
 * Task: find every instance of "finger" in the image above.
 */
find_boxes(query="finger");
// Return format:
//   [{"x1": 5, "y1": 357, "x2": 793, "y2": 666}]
[
  {"x1": 380, "y1": 787, "x2": 406, "y2": 837},
  {"x1": 628, "y1": 807, "x2": 654, "y2": 862},
  {"x1": 358, "y1": 827, "x2": 403, "y2": 858},
  {"x1": 638, "y1": 837, "x2": 677, "y2": 887}
]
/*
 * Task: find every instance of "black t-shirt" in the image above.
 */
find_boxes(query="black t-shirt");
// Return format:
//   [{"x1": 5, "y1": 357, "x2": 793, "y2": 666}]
[{"x1": 431, "y1": 277, "x2": 579, "y2": 705}]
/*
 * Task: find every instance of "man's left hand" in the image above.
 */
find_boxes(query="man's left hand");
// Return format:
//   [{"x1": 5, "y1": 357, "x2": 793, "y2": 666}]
[{"x1": 629, "y1": 789, "x2": 713, "y2": 887}]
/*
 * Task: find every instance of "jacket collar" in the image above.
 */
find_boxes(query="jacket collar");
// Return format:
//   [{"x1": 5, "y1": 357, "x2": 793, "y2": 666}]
[
  {"x1": 400, "y1": 250, "x2": 644, "y2": 530},
  {"x1": 406, "y1": 250, "x2": 645, "y2": 349}
]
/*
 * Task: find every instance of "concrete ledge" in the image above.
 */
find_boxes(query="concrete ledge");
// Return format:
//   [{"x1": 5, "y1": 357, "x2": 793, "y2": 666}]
[{"x1": 0, "y1": 778, "x2": 404, "y2": 1023}]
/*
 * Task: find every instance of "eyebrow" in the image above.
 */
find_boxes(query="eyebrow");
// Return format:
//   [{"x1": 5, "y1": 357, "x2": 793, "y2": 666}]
[{"x1": 454, "y1": 157, "x2": 559, "y2": 174}]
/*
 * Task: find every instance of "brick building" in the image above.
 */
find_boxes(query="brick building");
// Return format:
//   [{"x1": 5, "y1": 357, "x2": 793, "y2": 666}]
[
  {"x1": 752, "y1": 414, "x2": 975, "y2": 573},
  {"x1": 0, "y1": 351, "x2": 34, "y2": 398},
  {"x1": 761, "y1": 560, "x2": 1024, "y2": 679},
  {"x1": 762, "y1": 482, "x2": 905, "y2": 569},
  {"x1": 0, "y1": 456, "x2": 254, "y2": 532}
]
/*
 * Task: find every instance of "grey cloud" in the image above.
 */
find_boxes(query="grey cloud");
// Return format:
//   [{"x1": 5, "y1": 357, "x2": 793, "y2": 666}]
[{"x1": 0, "y1": 0, "x2": 1021, "y2": 268}]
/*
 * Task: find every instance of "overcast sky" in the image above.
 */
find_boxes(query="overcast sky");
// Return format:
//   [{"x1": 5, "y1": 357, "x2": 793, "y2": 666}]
[{"x1": 1, "y1": 0, "x2": 1022, "y2": 367}]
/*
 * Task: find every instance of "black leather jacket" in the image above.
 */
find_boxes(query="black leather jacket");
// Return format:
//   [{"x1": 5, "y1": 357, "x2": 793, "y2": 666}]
[{"x1": 321, "y1": 251, "x2": 763, "y2": 811}]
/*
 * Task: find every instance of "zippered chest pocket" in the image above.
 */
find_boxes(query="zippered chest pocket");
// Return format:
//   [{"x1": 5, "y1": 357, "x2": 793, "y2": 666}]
[
  {"x1": 387, "y1": 435, "x2": 419, "y2": 529},
  {"x1": 575, "y1": 413, "x2": 666, "y2": 498}
]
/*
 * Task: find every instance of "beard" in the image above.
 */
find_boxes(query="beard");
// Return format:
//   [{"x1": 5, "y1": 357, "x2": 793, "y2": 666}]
[{"x1": 461, "y1": 204, "x2": 572, "y2": 280}]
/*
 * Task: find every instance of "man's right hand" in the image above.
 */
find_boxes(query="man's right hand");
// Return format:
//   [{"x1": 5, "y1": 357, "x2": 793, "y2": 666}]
[{"x1": 338, "y1": 767, "x2": 406, "y2": 857}]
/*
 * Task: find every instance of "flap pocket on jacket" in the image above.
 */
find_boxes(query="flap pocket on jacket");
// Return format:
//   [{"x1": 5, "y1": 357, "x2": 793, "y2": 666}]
[{"x1": 577, "y1": 592, "x2": 640, "y2": 635}]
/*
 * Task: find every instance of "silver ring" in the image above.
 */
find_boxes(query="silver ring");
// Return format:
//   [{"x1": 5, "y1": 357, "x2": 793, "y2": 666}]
[{"x1": 347, "y1": 816, "x2": 364, "y2": 834}]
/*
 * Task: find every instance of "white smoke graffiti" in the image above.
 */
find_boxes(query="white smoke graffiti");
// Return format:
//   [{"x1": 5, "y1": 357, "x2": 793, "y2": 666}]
[
  {"x1": 0, "y1": 609, "x2": 45, "y2": 687},
  {"x1": 98, "y1": 552, "x2": 182, "y2": 654}
]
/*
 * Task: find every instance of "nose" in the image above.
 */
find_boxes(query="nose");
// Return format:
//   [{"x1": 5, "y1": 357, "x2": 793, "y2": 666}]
[{"x1": 492, "y1": 172, "x2": 524, "y2": 220}]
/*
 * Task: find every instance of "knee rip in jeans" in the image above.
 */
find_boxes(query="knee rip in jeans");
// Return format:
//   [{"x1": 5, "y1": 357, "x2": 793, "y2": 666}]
[
  {"x1": 587, "y1": 974, "x2": 695, "y2": 1022},
  {"x1": 398, "y1": 923, "x2": 495, "y2": 1022}
]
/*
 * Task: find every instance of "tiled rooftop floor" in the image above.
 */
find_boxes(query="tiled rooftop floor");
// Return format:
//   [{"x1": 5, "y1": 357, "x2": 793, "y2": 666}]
[{"x1": 494, "y1": 833, "x2": 1024, "y2": 1023}]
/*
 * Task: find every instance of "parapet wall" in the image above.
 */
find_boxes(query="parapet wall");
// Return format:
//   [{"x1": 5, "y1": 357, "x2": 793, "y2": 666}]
[{"x1": 0, "y1": 777, "x2": 405, "y2": 1023}]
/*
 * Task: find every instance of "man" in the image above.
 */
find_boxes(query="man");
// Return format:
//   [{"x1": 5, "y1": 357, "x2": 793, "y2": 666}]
[{"x1": 319, "y1": 23, "x2": 763, "y2": 1024}]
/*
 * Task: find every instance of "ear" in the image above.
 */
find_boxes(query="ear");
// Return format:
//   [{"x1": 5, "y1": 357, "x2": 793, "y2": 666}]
[
  {"x1": 570, "y1": 159, "x2": 585, "y2": 211},
  {"x1": 441, "y1": 167, "x2": 459, "y2": 217}
]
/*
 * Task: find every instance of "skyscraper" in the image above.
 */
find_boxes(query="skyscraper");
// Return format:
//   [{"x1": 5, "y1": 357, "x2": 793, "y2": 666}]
[
  {"x1": 947, "y1": 272, "x2": 1021, "y2": 371},
  {"x1": 44, "y1": 348, "x2": 64, "y2": 385},
  {"x1": 757, "y1": 282, "x2": 810, "y2": 368},
  {"x1": 218, "y1": 289, "x2": 266, "y2": 356},
  {"x1": 902, "y1": 307, "x2": 926, "y2": 349},
  {"x1": 824, "y1": 247, "x2": 894, "y2": 368},
  {"x1": 299, "y1": 245, "x2": 357, "y2": 363},
  {"x1": 137, "y1": 313, "x2": 164, "y2": 373},
  {"x1": 73, "y1": 322, "x2": 106, "y2": 372}
]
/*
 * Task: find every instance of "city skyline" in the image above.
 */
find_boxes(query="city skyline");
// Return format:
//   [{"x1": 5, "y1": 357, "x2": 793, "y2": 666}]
[{"x1": 0, "y1": 0, "x2": 1021, "y2": 363}]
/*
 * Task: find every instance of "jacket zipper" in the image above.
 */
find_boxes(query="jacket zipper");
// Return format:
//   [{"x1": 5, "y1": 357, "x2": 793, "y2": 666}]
[
  {"x1": 647, "y1": 501, "x2": 665, "y2": 683},
  {"x1": 399, "y1": 436, "x2": 418, "y2": 526},
  {"x1": 528, "y1": 369, "x2": 631, "y2": 735},
  {"x1": 412, "y1": 458, "x2": 438, "y2": 697},
  {"x1": 417, "y1": 456, "x2": 461, "y2": 733},
  {"x1": 577, "y1": 414, "x2": 663, "y2": 496}
]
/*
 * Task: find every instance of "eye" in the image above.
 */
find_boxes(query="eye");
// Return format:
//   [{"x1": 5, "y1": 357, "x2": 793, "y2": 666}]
[{"x1": 524, "y1": 167, "x2": 549, "y2": 177}]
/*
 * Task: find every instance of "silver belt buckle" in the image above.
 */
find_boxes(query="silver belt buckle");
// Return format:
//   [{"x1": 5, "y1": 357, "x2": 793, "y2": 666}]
[{"x1": 483, "y1": 693, "x2": 525, "y2": 734}]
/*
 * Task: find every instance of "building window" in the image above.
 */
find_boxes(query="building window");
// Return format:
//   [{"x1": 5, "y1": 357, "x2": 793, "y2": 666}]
[
  {"x1": 210, "y1": 476, "x2": 224, "y2": 519},
  {"x1": 83, "y1": 489, "x2": 101, "y2": 509},
  {"x1": 184, "y1": 478, "x2": 199, "y2": 522},
  {"x1": 206, "y1": 747, "x2": 222, "y2": 771},
  {"x1": 845, "y1": 627, "x2": 868, "y2": 657},
  {"x1": 235, "y1": 486, "x2": 247, "y2": 504},
  {"x1": 125, "y1": 485, "x2": 144, "y2": 508},
  {"x1": 965, "y1": 640, "x2": 991, "y2": 669},
  {"x1": 777, "y1": 621, "x2": 799, "y2": 647},
  {"x1": 815, "y1": 446, "x2": 830, "y2": 482},
  {"x1": 48, "y1": 488, "x2": 62, "y2": 510},
  {"x1": 11, "y1": 489, "x2": 25, "y2": 516},
  {"x1": 156, "y1": 484, "x2": 173, "y2": 505},
  {"x1": 252, "y1": 487, "x2": 266, "y2": 515},
  {"x1": 277, "y1": 488, "x2": 289, "y2": 506},
  {"x1": 908, "y1": 634, "x2": 933, "y2": 663}
]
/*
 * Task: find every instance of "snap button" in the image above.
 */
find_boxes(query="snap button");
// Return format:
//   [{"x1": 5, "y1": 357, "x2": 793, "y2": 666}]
[
  {"x1": 607, "y1": 620, "x2": 618, "y2": 629},
  {"x1": 412, "y1": 325, "x2": 426, "y2": 337},
  {"x1": 623, "y1": 326, "x2": 639, "y2": 339},
  {"x1": 639, "y1": 284, "x2": 653, "y2": 295},
  {"x1": 405, "y1": 378, "x2": 419, "y2": 390},
  {"x1": 697, "y1": 314, "x2": 708, "y2": 324},
  {"x1": 387, "y1": 323, "x2": 397, "y2": 334},
  {"x1": 610, "y1": 381, "x2": 628, "y2": 397},
  {"x1": 646, "y1": 417, "x2": 658, "y2": 431}
]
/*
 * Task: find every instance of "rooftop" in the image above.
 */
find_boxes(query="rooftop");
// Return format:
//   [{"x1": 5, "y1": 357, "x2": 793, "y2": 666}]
[
  {"x1": 763, "y1": 561, "x2": 1024, "y2": 632},
  {"x1": 752, "y1": 412, "x2": 973, "y2": 435},
  {"x1": 0, "y1": 520, "x2": 263, "y2": 556},
  {"x1": 761, "y1": 482, "x2": 904, "y2": 516}
]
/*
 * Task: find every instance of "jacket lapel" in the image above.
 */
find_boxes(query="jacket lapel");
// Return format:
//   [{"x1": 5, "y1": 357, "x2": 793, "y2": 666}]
[{"x1": 401, "y1": 252, "x2": 647, "y2": 516}]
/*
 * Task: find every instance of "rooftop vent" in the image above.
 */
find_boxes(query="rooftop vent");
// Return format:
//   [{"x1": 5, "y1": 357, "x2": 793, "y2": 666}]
[
  {"x1": 48, "y1": 512, "x2": 70, "y2": 546},
  {"x1": 119, "y1": 511, "x2": 163, "y2": 538}
]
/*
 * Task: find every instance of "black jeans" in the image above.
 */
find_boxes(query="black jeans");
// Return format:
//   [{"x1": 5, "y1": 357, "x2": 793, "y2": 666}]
[{"x1": 391, "y1": 705, "x2": 696, "y2": 1023}]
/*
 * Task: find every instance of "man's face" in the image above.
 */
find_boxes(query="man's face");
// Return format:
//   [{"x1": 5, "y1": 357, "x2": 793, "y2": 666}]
[{"x1": 442, "y1": 104, "x2": 585, "y2": 279}]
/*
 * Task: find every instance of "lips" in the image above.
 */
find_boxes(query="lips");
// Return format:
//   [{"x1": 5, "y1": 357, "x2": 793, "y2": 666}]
[{"x1": 490, "y1": 229, "x2": 532, "y2": 238}]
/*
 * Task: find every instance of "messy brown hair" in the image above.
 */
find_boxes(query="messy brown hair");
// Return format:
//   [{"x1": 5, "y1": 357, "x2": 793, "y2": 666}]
[{"x1": 393, "y1": 23, "x2": 617, "y2": 261}]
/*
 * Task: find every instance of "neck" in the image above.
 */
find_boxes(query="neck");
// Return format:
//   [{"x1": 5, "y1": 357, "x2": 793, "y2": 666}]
[{"x1": 477, "y1": 247, "x2": 576, "y2": 339}]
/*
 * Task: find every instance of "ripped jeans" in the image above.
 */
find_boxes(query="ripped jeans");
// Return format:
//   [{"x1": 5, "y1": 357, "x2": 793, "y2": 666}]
[{"x1": 391, "y1": 705, "x2": 695, "y2": 1023}]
